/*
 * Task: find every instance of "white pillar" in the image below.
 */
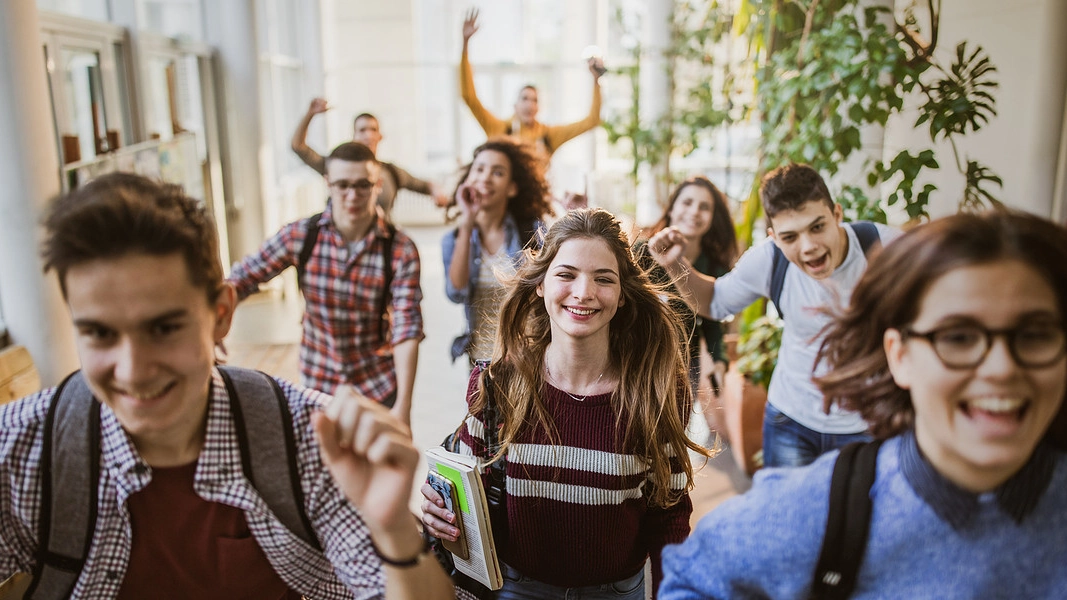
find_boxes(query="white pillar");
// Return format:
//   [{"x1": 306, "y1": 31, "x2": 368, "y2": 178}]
[
  {"x1": 0, "y1": 0, "x2": 79, "y2": 384},
  {"x1": 203, "y1": 0, "x2": 268, "y2": 260},
  {"x1": 635, "y1": 0, "x2": 672, "y2": 227}
]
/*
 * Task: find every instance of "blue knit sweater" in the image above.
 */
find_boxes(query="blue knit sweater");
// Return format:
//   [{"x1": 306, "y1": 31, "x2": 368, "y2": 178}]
[{"x1": 661, "y1": 434, "x2": 1067, "y2": 599}]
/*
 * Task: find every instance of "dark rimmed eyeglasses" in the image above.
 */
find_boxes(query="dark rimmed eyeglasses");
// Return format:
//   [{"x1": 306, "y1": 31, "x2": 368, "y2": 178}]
[
  {"x1": 328, "y1": 179, "x2": 377, "y2": 194},
  {"x1": 900, "y1": 322, "x2": 1067, "y2": 369}
]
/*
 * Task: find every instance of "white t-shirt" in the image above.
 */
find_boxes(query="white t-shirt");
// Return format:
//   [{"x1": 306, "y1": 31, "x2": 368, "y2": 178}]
[{"x1": 710, "y1": 223, "x2": 899, "y2": 434}]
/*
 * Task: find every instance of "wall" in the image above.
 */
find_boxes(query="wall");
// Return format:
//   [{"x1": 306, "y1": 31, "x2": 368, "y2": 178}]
[{"x1": 882, "y1": 0, "x2": 1067, "y2": 219}]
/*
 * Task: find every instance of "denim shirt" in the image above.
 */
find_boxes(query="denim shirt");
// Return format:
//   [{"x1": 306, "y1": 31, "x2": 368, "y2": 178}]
[{"x1": 441, "y1": 213, "x2": 537, "y2": 361}]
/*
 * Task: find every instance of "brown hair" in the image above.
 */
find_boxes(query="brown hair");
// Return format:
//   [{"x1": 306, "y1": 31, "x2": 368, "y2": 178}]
[
  {"x1": 447, "y1": 137, "x2": 554, "y2": 227},
  {"x1": 815, "y1": 209, "x2": 1067, "y2": 448},
  {"x1": 327, "y1": 141, "x2": 378, "y2": 165},
  {"x1": 760, "y1": 163, "x2": 834, "y2": 220},
  {"x1": 41, "y1": 172, "x2": 224, "y2": 303},
  {"x1": 649, "y1": 176, "x2": 738, "y2": 273},
  {"x1": 475, "y1": 208, "x2": 708, "y2": 507}
]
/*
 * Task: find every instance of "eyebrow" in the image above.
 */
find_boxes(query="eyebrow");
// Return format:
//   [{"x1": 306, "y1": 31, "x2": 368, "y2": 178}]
[
  {"x1": 554, "y1": 264, "x2": 619, "y2": 276},
  {"x1": 777, "y1": 215, "x2": 826, "y2": 237},
  {"x1": 73, "y1": 309, "x2": 189, "y2": 329}
]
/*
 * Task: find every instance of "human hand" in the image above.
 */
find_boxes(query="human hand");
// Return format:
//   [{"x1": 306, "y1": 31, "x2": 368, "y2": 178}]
[
  {"x1": 307, "y1": 97, "x2": 329, "y2": 116},
  {"x1": 455, "y1": 182, "x2": 480, "y2": 227},
  {"x1": 312, "y1": 386, "x2": 418, "y2": 535},
  {"x1": 462, "y1": 8, "x2": 480, "y2": 42},
  {"x1": 587, "y1": 56, "x2": 607, "y2": 80},
  {"x1": 420, "y1": 482, "x2": 460, "y2": 541},
  {"x1": 561, "y1": 191, "x2": 588, "y2": 211},
  {"x1": 430, "y1": 184, "x2": 451, "y2": 208},
  {"x1": 648, "y1": 227, "x2": 688, "y2": 267}
]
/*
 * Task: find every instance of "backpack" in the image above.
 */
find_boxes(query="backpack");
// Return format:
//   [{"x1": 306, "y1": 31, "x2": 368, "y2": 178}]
[
  {"x1": 808, "y1": 440, "x2": 883, "y2": 600},
  {"x1": 297, "y1": 212, "x2": 397, "y2": 347},
  {"x1": 24, "y1": 366, "x2": 318, "y2": 600},
  {"x1": 769, "y1": 221, "x2": 880, "y2": 319}
]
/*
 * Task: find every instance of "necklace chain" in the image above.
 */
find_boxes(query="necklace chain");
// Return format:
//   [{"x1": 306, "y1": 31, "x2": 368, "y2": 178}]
[{"x1": 544, "y1": 365, "x2": 605, "y2": 402}]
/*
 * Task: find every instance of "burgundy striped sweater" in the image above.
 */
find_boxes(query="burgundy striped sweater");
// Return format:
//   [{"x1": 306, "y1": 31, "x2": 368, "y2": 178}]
[{"x1": 455, "y1": 367, "x2": 692, "y2": 591}]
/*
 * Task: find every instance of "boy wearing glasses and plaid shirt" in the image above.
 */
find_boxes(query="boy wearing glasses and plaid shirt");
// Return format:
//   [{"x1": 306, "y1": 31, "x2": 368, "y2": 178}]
[{"x1": 229, "y1": 142, "x2": 423, "y2": 425}]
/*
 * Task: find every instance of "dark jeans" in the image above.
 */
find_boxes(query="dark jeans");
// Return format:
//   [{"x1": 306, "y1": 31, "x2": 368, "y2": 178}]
[
  {"x1": 762, "y1": 403, "x2": 871, "y2": 468},
  {"x1": 496, "y1": 563, "x2": 645, "y2": 600}
]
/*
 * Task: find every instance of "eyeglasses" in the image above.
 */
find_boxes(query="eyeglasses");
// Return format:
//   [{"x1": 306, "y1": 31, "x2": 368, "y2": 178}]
[
  {"x1": 328, "y1": 179, "x2": 377, "y2": 194},
  {"x1": 901, "y1": 321, "x2": 1067, "y2": 369}
]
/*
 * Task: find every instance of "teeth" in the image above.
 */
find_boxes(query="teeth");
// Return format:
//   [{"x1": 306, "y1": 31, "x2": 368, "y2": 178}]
[
  {"x1": 122, "y1": 385, "x2": 169, "y2": 401},
  {"x1": 568, "y1": 307, "x2": 596, "y2": 316},
  {"x1": 968, "y1": 397, "x2": 1025, "y2": 414}
]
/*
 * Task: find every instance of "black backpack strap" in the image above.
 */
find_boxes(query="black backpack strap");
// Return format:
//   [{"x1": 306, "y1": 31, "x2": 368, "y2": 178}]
[
  {"x1": 218, "y1": 366, "x2": 320, "y2": 550},
  {"x1": 809, "y1": 440, "x2": 883, "y2": 600},
  {"x1": 296, "y1": 211, "x2": 324, "y2": 289},
  {"x1": 849, "y1": 221, "x2": 880, "y2": 256},
  {"x1": 376, "y1": 223, "x2": 397, "y2": 347},
  {"x1": 27, "y1": 371, "x2": 100, "y2": 600},
  {"x1": 769, "y1": 243, "x2": 789, "y2": 318}
]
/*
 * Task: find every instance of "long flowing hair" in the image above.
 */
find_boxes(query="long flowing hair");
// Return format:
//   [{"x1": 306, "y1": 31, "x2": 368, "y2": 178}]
[
  {"x1": 815, "y1": 209, "x2": 1067, "y2": 449},
  {"x1": 648, "y1": 176, "x2": 737, "y2": 273},
  {"x1": 471, "y1": 208, "x2": 708, "y2": 507}
]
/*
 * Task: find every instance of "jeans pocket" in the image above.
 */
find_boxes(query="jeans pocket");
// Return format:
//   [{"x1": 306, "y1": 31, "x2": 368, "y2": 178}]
[
  {"x1": 766, "y1": 403, "x2": 790, "y2": 425},
  {"x1": 609, "y1": 570, "x2": 644, "y2": 595}
]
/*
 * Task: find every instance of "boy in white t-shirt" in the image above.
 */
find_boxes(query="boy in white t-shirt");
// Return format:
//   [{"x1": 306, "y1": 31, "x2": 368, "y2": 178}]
[{"x1": 650, "y1": 163, "x2": 900, "y2": 467}]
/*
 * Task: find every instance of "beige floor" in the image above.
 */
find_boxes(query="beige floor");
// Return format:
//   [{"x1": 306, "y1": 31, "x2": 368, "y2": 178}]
[{"x1": 224, "y1": 223, "x2": 751, "y2": 527}]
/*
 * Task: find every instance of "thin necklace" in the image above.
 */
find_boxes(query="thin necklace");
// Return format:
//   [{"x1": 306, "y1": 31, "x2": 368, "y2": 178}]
[{"x1": 544, "y1": 364, "x2": 605, "y2": 402}]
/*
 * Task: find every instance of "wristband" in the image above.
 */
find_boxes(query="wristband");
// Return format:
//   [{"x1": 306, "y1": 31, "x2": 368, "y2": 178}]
[{"x1": 370, "y1": 536, "x2": 431, "y2": 568}]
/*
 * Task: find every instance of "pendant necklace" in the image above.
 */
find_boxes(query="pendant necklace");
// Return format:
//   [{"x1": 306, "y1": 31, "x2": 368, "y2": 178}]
[{"x1": 544, "y1": 364, "x2": 605, "y2": 402}]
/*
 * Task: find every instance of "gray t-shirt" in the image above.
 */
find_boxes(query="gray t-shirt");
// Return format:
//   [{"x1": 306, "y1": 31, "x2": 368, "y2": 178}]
[{"x1": 710, "y1": 223, "x2": 899, "y2": 433}]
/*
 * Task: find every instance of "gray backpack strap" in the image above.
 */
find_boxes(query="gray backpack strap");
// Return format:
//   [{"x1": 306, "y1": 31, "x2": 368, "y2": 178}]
[
  {"x1": 27, "y1": 371, "x2": 101, "y2": 600},
  {"x1": 217, "y1": 366, "x2": 320, "y2": 550}
]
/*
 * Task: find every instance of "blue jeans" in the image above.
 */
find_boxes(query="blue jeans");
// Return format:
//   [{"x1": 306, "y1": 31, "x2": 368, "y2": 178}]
[
  {"x1": 496, "y1": 562, "x2": 645, "y2": 600},
  {"x1": 762, "y1": 403, "x2": 871, "y2": 468}
]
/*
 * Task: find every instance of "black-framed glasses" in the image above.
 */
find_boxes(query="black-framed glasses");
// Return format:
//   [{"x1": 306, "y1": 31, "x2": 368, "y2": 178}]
[
  {"x1": 901, "y1": 322, "x2": 1067, "y2": 369},
  {"x1": 328, "y1": 179, "x2": 376, "y2": 194}
]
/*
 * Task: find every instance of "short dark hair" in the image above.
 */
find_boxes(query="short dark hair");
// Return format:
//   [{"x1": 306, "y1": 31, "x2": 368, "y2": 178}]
[
  {"x1": 518, "y1": 85, "x2": 538, "y2": 96},
  {"x1": 326, "y1": 142, "x2": 378, "y2": 166},
  {"x1": 41, "y1": 172, "x2": 224, "y2": 302},
  {"x1": 760, "y1": 163, "x2": 834, "y2": 220},
  {"x1": 353, "y1": 113, "x2": 378, "y2": 126},
  {"x1": 816, "y1": 209, "x2": 1067, "y2": 449}
]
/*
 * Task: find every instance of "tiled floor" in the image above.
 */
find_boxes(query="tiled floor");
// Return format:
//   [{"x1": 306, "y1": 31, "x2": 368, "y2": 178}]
[{"x1": 224, "y1": 223, "x2": 751, "y2": 526}]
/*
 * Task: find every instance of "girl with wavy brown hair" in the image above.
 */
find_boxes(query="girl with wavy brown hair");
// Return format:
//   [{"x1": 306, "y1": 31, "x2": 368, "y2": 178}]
[
  {"x1": 426, "y1": 208, "x2": 708, "y2": 599},
  {"x1": 638, "y1": 176, "x2": 738, "y2": 392}
]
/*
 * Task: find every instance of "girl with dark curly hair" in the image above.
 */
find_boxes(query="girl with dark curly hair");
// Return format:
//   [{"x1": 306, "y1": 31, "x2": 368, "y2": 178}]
[{"x1": 443, "y1": 137, "x2": 555, "y2": 365}]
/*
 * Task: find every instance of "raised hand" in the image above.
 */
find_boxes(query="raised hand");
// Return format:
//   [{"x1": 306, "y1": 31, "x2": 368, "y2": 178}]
[
  {"x1": 307, "y1": 97, "x2": 329, "y2": 116},
  {"x1": 455, "y1": 182, "x2": 481, "y2": 228},
  {"x1": 587, "y1": 56, "x2": 606, "y2": 80},
  {"x1": 648, "y1": 226, "x2": 689, "y2": 268},
  {"x1": 312, "y1": 386, "x2": 418, "y2": 536},
  {"x1": 462, "y1": 7, "x2": 480, "y2": 42}
]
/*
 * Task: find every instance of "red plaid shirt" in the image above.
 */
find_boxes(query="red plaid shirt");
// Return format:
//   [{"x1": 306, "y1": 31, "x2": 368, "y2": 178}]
[{"x1": 229, "y1": 206, "x2": 423, "y2": 399}]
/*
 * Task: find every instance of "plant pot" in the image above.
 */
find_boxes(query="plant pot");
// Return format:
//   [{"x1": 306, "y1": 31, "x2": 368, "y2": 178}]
[{"x1": 721, "y1": 365, "x2": 767, "y2": 477}]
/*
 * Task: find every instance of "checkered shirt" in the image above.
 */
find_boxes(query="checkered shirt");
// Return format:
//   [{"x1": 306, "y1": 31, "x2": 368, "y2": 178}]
[
  {"x1": 228, "y1": 206, "x2": 423, "y2": 398},
  {"x1": 0, "y1": 368, "x2": 385, "y2": 599}
]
